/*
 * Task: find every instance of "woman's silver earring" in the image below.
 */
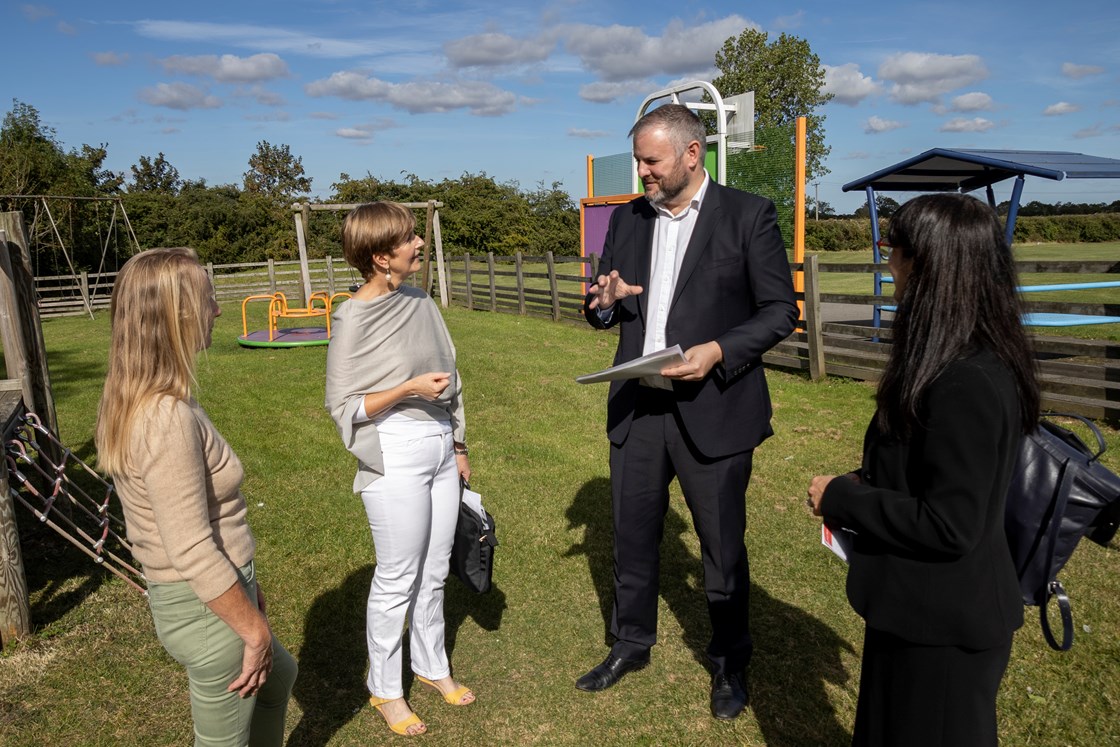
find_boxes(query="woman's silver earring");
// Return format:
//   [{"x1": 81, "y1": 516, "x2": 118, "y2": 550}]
[{"x1": 385, "y1": 270, "x2": 391, "y2": 281}]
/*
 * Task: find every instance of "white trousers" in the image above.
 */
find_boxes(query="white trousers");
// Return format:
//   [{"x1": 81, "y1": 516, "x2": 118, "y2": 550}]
[{"x1": 360, "y1": 420, "x2": 459, "y2": 699}]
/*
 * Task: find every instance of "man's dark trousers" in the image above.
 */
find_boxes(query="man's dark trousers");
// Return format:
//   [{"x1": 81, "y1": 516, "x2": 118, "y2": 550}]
[{"x1": 608, "y1": 385, "x2": 754, "y2": 676}]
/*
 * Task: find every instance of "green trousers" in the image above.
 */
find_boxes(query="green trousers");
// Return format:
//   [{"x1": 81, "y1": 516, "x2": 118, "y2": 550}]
[{"x1": 147, "y1": 561, "x2": 298, "y2": 747}]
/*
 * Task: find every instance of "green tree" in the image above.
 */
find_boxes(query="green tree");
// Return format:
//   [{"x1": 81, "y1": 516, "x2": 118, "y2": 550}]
[
  {"x1": 854, "y1": 195, "x2": 900, "y2": 220},
  {"x1": 130, "y1": 152, "x2": 182, "y2": 194},
  {"x1": 243, "y1": 140, "x2": 312, "y2": 202},
  {"x1": 712, "y1": 30, "x2": 832, "y2": 181},
  {"x1": 0, "y1": 99, "x2": 67, "y2": 200}
]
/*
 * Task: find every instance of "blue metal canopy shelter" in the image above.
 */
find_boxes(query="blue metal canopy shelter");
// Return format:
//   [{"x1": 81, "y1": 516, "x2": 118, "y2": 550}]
[
  {"x1": 842, "y1": 148, "x2": 1120, "y2": 327},
  {"x1": 843, "y1": 148, "x2": 1120, "y2": 246}
]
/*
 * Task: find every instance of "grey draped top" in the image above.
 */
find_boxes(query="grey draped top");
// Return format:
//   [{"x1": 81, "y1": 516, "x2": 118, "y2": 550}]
[{"x1": 325, "y1": 285, "x2": 466, "y2": 493}]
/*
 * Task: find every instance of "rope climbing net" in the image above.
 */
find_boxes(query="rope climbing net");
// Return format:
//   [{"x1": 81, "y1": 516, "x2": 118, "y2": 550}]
[{"x1": 5, "y1": 412, "x2": 146, "y2": 595}]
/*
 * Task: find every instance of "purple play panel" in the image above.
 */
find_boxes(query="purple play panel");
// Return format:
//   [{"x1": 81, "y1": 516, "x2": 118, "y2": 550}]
[{"x1": 582, "y1": 202, "x2": 619, "y2": 259}]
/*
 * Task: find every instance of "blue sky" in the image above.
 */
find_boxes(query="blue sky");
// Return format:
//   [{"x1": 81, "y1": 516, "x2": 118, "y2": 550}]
[{"x1": 6, "y1": 1, "x2": 1119, "y2": 214}]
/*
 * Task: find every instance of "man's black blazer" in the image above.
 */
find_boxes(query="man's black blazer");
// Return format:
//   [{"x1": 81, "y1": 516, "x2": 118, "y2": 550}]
[{"x1": 583, "y1": 182, "x2": 798, "y2": 459}]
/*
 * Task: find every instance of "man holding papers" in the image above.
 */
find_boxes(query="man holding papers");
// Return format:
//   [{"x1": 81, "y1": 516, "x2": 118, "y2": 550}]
[{"x1": 577, "y1": 104, "x2": 797, "y2": 720}]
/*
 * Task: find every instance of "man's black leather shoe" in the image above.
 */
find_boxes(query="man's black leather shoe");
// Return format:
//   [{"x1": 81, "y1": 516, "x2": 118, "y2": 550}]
[
  {"x1": 710, "y1": 670, "x2": 749, "y2": 720},
  {"x1": 575, "y1": 653, "x2": 649, "y2": 692}
]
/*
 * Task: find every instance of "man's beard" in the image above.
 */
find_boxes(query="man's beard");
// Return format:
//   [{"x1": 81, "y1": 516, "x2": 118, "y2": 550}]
[{"x1": 645, "y1": 161, "x2": 690, "y2": 207}]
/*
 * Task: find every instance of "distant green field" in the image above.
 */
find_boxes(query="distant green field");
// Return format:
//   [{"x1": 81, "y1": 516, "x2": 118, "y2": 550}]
[{"x1": 808, "y1": 242, "x2": 1120, "y2": 341}]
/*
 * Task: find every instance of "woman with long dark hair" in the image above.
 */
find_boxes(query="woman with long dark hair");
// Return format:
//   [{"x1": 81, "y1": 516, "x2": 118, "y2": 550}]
[{"x1": 807, "y1": 193, "x2": 1040, "y2": 746}]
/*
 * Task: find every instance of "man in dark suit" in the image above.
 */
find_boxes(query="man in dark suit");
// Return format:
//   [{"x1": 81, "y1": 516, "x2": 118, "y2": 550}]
[{"x1": 577, "y1": 104, "x2": 797, "y2": 720}]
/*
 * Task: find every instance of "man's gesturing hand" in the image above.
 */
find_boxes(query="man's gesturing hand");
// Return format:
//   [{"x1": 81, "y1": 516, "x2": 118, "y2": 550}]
[{"x1": 588, "y1": 270, "x2": 643, "y2": 310}]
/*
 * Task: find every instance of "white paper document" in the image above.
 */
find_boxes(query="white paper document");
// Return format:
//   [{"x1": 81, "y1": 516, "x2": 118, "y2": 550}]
[
  {"x1": 821, "y1": 522, "x2": 855, "y2": 563},
  {"x1": 461, "y1": 486, "x2": 486, "y2": 522},
  {"x1": 576, "y1": 345, "x2": 687, "y2": 384}
]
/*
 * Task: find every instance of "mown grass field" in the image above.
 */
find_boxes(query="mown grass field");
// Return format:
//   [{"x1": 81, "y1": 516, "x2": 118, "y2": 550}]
[{"x1": 1, "y1": 296, "x2": 1118, "y2": 746}]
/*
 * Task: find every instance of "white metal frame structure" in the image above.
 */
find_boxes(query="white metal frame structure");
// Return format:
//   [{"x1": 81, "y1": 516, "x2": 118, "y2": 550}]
[{"x1": 631, "y1": 80, "x2": 754, "y2": 191}]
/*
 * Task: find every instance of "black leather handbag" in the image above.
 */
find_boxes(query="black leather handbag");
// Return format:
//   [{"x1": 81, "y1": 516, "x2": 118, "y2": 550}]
[
  {"x1": 1004, "y1": 413, "x2": 1120, "y2": 650},
  {"x1": 451, "y1": 481, "x2": 498, "y2": 594}
]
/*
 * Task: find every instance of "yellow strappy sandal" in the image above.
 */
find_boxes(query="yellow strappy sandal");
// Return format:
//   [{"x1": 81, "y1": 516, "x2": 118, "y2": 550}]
[
  {"x1": 369, "y1": 695, "x2": 426, "y2": 736},
  {"x1": 415, "y1": 675, "x2": 475, "y2": 706}
]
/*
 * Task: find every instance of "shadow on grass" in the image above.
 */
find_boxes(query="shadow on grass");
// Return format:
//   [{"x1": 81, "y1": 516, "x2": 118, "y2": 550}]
[
  {"x1": 288, "y1": 565, "x2": 372, "y2": 747},
  {"x1": 565, "y1": 476, "x2": 855, "y2": 745},
  {"x1": 287, "y1": 561, "x2": 506, "y2": 746}
]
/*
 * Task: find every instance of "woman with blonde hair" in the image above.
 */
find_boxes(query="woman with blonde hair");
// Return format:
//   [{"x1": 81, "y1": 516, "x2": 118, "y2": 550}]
[
  {"x1": 96, "y1": 247, "x2": 296, "y2": 747},
  {"x1": 326, "y1": 202, "x2": 474, "y2": 737}
]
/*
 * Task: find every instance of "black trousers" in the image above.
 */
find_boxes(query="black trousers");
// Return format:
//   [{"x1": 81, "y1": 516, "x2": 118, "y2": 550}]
[
  {"x1": 608, "y1": 386, "x2": 754, "y2": 675},
  {"x1": 853, "y1": 626, "x2": 1014, "y2": 747}
]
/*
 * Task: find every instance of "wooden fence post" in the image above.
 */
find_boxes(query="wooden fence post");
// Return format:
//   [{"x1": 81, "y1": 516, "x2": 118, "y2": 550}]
[
  {"x1": 422, "y1": 201, "x2": 435, "y2": 294},
  {"x1": 803, "y1": 255, "x2": 826, "y2": 380},
  {"x1": 515, "y1": 252, "x2": 526, "y2": 315},
  {"x1": 0, "y1": 214, "x2": 59, "y2": 439},
  {"x1": 267, "y1": 259, "x2": 276, "y2": 294},
  {"x1": 487, "y1": 253, "x2": 497, "y2": 312},
  {"x1": 546, "y1": 251, "x2": 560, "y2": 321},
  {"x1": 433, "y1": 210, "x2": 448, "y2": 305},
  {"x1": 326, "y1": 256, "x2": 335, "y2": 295},
  {"x1": 464, "y1": 254, "x2": 474, "y2": 311},
  {"x1": 0, "y1": 395, "x2": 31, "y2": 648},
  {"x1": 78, "y1": 271, "x2": 91, "y2": 315}
]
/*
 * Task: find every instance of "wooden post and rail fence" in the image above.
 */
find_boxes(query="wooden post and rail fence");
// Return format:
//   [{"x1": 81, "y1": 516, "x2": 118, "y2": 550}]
[{"x1": 18, "y1": 246, "x2": 1120, "y2": 422}]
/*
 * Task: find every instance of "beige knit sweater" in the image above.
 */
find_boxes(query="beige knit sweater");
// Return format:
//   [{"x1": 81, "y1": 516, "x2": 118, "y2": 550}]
[{"x1": 113, "y1": 396, "x2": 255, "y2": 602}]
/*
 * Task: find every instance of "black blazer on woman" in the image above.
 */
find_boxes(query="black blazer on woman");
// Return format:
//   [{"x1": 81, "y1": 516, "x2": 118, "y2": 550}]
[{"x1": 821, "y1": 348, "x2": 1025, "y2": 650}]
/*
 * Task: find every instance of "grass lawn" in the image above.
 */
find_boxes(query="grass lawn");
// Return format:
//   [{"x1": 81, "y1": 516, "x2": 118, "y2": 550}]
[{"x1": 1, "y1": 303, "x2": 1118, "y2": 746}]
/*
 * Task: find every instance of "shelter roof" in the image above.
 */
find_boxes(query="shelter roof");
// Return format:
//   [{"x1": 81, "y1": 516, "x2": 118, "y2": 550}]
[{"x1": 842, "y1": 148, "x2": 1120, "y2": 193}]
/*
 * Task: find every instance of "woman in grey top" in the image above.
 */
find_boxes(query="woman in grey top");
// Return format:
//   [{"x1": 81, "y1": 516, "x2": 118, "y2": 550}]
[{"x1": 325, "y1": 202, "x2": 475, "y2": 737}]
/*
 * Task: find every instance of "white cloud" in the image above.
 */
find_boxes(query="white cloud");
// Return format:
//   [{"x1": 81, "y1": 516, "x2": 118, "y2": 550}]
[
  {"x1": 309, "y1": 111, "x2": 339, "y2": 120},
  {"x1": 237, "y1": 85, "x2": 285, "y2": 106},
  {"x1": 57, "y1": 20, "x2": 76, "y2": 35},
  {"x1": 879, "y1": 52, "x2": 988, "y2": 105},
  {"x1": 823, "y1": 63, "x2": 881, "y2": 106},
  {"x1": 864, "y1": 116, "x2": 904, "y2": 134},
  {"x1": 445, "y1": 32, "x2": 554, "y2": 67},
  {"x1": 568, "y1": 128, "x2": 611, "y2": 139},
  {"x1": 138, "y1": 82, "x2": 222, "y2": 111},
  {"x1": 336, "y1": 127, "x2": 373, "y2": 140},
  {"x1": 562, "y1": 16, "x2": 751, "y2": 82},
  {"x1": 579, "y1": 79, "x2": 655, "y2": 103},
  {"x1": 245, "y1": 111, "x2": 290, "y2": 122},
  {"x1": 1061, "y1": 62, "x2": 1105, "y2": 79},
  {"x1": 135, "y1": 20, "x2": 380, "y2": 58},
  {"x1": 21, "y1": 5, "x2": 54, "y2": 21},
  {"x1": 1043, "y1": 101, "x2": 1079, "y2": 116},
  {"x1": 1073, "y1": 124, "x2": 1101, "y2": 139},
  {"x1": 160, "y1": 53, "x2": 290, "y2": 83},
  {"x1": 773, "y1": 11, "x2": 805, "y2": 30},
  {"x1": 92, "y1": 51, "x2": 128, "y2": 66},
  {"x1": 939, "y1": 117, "x2": 994, "y2": 133},
  {"x1": 948, "y1": 92, "x2": 993, "y2": 112},
  {"x1": 306, "y1": 71, "x2": 520, "y2": 116},
  {"x1": 839, "y1": 151, "x2": 872, "y2": 160}
]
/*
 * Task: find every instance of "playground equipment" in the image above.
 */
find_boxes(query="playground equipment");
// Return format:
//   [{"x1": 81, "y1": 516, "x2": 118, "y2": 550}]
[
  {"x1": 237, "y1": 289, "x2": 351, "y2": 348},
  {"x1": 581, "y1": 80, "x2": 757, "y2": 262},
  {"x1": 844, "y1": 148, "x2": 1120, "y2": 329},
  {"x1": 0, "y1": 194, "x2": 141, "y2": 318}
]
